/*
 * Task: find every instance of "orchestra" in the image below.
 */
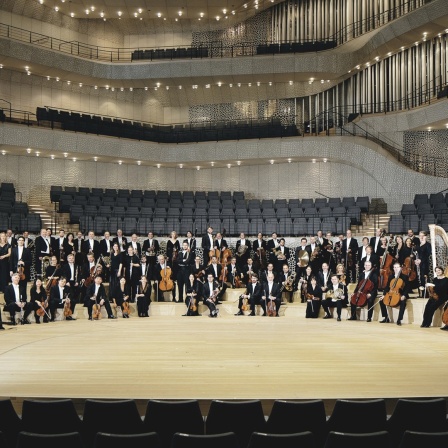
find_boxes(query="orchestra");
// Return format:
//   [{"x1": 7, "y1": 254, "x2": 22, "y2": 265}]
[{"x1": 1, "y1": 224, "x2": 447, "y2": 331}]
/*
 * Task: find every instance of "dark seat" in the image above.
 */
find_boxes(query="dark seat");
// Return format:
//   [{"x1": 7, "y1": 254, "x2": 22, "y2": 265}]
[
  {"x1": 82, "y1": 399, "x2": 144, "y2": 448},
  {"x1": 94, "y1": 432, "x2": 162, "y2": 448},
  {"x1": 143, "y1": 400, "x2": 204, "y2": 448},
  {"x1": 266, "y1": 399, "x2": 326, "y2": 446},
  {"x1": 247, "y1": 431, "x2": 315, "y2": 448},
  {"x1": 21, "y1": 399, "x2": 81, "y2": 435},
  {"x1": 171, "y1": 432, "x2": 239, "y2": 448},
  {"x1": 398, "y1": 430, "x2": 448, "y2": 448},
  {"x1": 205, "y1": 400, "x2": 266, "y2": 448},
  {"x1": 386, "y1": 398, "x2": 447, "y2": 447},
  {"x1": 0, "y1": 399, "x2": 22, "y2": 448},
  {"x1": 324, "y1": 431, "x2": 390, "y2": 448},
  {"x1": 16, "y1": 431, "x2": 83, "y2": 448}
]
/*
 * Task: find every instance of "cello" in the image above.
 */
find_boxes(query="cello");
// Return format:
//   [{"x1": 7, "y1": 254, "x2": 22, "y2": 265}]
[
  {"x1": 350, "y1": 275, "x2": 375, "y2": 307},
  {"x1": 382, "y1": 277, "x2": 404, "y2": 307},
  {"x1": 378, "y1": 236, "x2": 395, "y2": 290}
]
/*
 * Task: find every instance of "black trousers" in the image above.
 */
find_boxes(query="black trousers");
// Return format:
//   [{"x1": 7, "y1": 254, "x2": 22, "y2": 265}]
[
  {"x1": 322, "y1": 298, "x2": 346, "y2": 318},
  {"x1": 350, "y1": 296, "x2": 375, "y2": 320},
  {"x1": 203, "y1": 298, "x2": 218, "y2": 315},
  {"x1": 379, "y1": 298, "x2": 407, "y2": 321},
  {"x1": 176, "y1": 267, "x2": 190, "y2": 302},
  {"x1": 86, "y1": 298, "x2": 113, "y2": 318},
  {"x1": 422, "y1": 298, "x2": 444, "y2": 327},
  {"x1": 260, "y1": 297, "x2": 281, "y2": 316},
  {"x1": 4, "y1": 302, "x2": 33, "y2": 321},
  {"x1": 49, "y1": 298, "x2": 76, "y2": 321},
  {"x1": 305, "y1": 299, "x2": 321, "y2": 318}
]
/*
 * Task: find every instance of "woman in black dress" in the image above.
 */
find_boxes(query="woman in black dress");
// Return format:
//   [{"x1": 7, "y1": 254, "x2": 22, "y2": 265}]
[
  {"x1": 112, "y1": 277, "x2": 131, "y2": 318},
  {"x1": 135, "y1": 275, "x2": 151, "y2": 317},
  {"x1": 184, "y1": 273, "x2": 202, "y2": 316},
  {"x1": 0, "y1": 232, "x2": 11, "y2": 292},
  {"x1": 109, "y1": 243, "x2": 123, "y2": 297},
  {"x1": 30, "y1": 278, "x2": 49, "y2": 323},
  {"x1": 166, "y1": 231, "x2": 180, "y2": 301},
  {"x1": 305, "y1": 276, "x2": 322, "y2": 318},
  {"x1": 421, "y1": 266, "x2": 448, "y2": 328}
]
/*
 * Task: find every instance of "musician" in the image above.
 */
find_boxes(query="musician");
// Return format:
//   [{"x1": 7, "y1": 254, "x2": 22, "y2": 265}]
[
  {"x1": 127, "y1": 233, "x2": 142, "y2": 258},
  {"x1": 109, "y1": 243, "x2": 123, "y2": 297},
  {"x1": 84, "y1": 275, "x2": 116, "y2": 320},
  {"x1": 4, "y1": 272, "x2": 31, "y2": 325},
  {"x1": 342, "y1": 229, "x2": 359, "y2": 283},
  {"x1": 183, "y1": 231, "x2": 197, "y2": 252},
  {"x1": 135, "y1": 275, "x2": 151, "y2": 317},
  {"x1": 184, "y1": 273, "x2": 202, "y2": 316},
  {"x1": 379, "y1": 262, "x2": 410, "y2": 325},
  {"x1": 377, "y1": 236, "x2": 390, "y2": 259},
  {"x1": 321, "y1": 274, "x2": 348, "y2": 321},
  {"x1": 227, "y1": 257, "x2": 242, "y2": 289},
  {"x1": 123, "y1": 245, "x2": 141, "y2": 301},
  {"x1": 305, "y1": 276, "x2": 322, "y2": 318},
  {"x1": 192, "y1": 255, "x2": 205, "y2": 284},
  {"x1": 370, "y1": 228, "x2": 384, "y2": 255},
  {"x1": 334, "y1": 234, "x2": 344, "y2": 265},
  {"x1": 0, "y1": 232, "x2": 12, "y2": 293},
  {"x1": 279, "y1": 263, "x2": 295, "y2": 303},
  {"x1": 407, "y1": 229, "x2": 420, "y2": 248},
  {"x1": 176, "y1": 241, "x2": 194, "y2": 303},
  {"x1": 260, "y1": 262, "x2": 277, "y2": 284},
  {"x1": 415, "y1": 231, "x2": 431, "y2": 294},
  {"x1": 316, "y1": 230, "x2": 328, "y2": 248},
  {"x1": 325, "y1": 232, "x2": 336, "y2": 272},
  {"x1": 30, "y1": 278, "x2": 49, "y2": 324},
  {"x1": 317, "y1": 262, "x2": 332, "y2": 295},
  {"x1": 236, "y1": 232, "x2": 251, "y2": 272},
  {"x1": 82, "y1": 253, "x2": 97, "y2": 282},
  {"x1": 335, "y1": 263, "x2": 347, "y2": 285},
  {"x1": 204, "y1": 255, "x2": 227, "y2": 301},
  {"x1": 235, "y1": 273, "x2": 262, "y2": 316},
  {"x1": 356, "y1": 237, "x2": 370, "y2": 276},
  {"x1": 306, "y1": 236, "x2": 320, "y2": 275},
  {"x1": 45, "y1": 255, "x2": 62, "y2": 281},
  {"x1": 421, "y1": 266, "x2": 448, "y2": 328},
  {"x1": 83, "y1": 231, "x2": 100, "y2": 260},
  {"x1": 201, "y1": 226, "x2": 214, "y2": 266},
  {"x1": 253, "y1": 232, "x2": 267, "y2": 252},
  {"x1": 112, "y1": 277, "x2": 131, "y2": 318},
  {"x1": 22, "y1": 231, "x2": 33, "y2": 250},
  {"x1": 49, "y1": 276, "x2": 76, "y2": 321},
  {"x1": 155, "y1": 254, "x2": 174, "y2": 302},
  {"x1": 267, "y1": 232, "x2": 280, "y2": 264},
  {"x1": 295, "y1": 237, "x2": 309, "y2": 280},
  {"x1": 74, "y1": 231, "x2": 86, "y2": 266},
  {"x1": 53, "y1": 229, "x2": 66, "y2": 263},
  {"x1": 62, "y1": 253, "x2": 81, "y2": 303},
  {"x1": 34, "y1": 228, "x2": 51, "y2": 276},
  {"x1": 242, "y1": 258, "x2": 255, "y2": 284},
  {"x1": 142, "y1": 231, "x2": 160, "y2": 281},
  {"x1": 260, "y1": 272, "x2": 281, "y2": 316},
  {"x1": 348, "y1": 260, "x2": 378, "y2": 322},
  {"x1": 64, "y1": 232, "x2": 76, "y2": 262},
  {"x1": 9, "y1": 235, "x2": 32, "y2": 288},
  {"x1": 298, "y1": 265, "x2": 313, "y2": 302},
  {"x1": 202, "y1": 273, "x2": 220, "y2": 318},
  {"x1": 113, "y1": 229, "x2": 128, "y2": 253},
  {"x1": 359, "y1": 246, "x2": 380, "y2": 279},
  {"x1": 274, "y1": 238, "x2": 290, "y2": 275},
  {"x1": 6, "y1": 229, "x2": 16, "y2": 248},
  {"x1": 99, "y1": 231, "x2": 113, "y2": 257},
  {"x1": 140, "y1": 254, "x2": 150, "y2": 278},
  {"x1": 214, "y1": 232, "x2": 227, "y2": 252},
  {"x1": 392, "y1": 236, "x2": 409, "y2": 265}
]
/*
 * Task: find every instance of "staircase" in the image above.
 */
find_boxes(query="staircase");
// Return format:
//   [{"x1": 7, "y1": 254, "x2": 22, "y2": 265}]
[
  {"x1": 352, "y1": 213, "x2": 390, "y2": 236},
  {"x1": 28, "y1": 202, "x2": 79, "y2": 233}
]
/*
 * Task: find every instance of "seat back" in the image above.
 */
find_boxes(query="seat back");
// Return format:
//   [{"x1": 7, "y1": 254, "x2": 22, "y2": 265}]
[
  {"x1": 16, "y1": 431, "x2": 83, "y2": 448},
  {"x1": 94, "y1": 432, "x2": 162, "y2": 448},
  {"x1": 247, "y1": 431, "x2": 315, "y2": 448},
  {"x1": 171, "y1": 432, "x2": 239, "y2": 448},
  {"x1": 324, "y1": 431, "x2": 390, "y2": 448}
]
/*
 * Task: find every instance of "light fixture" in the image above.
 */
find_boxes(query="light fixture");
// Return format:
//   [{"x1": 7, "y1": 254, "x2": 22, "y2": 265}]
[
  {"x1": 216, "y1": 16, "x2": 220, "y2": 21},
  {"x1": 56, "y1": 77, "x2": 60, "y2": 81},
  {"x1": 70, "y1": 12, "x2": 75, "y2": 17},
  {"x1": 179, "y1": 164, "x2": 183, "y2": 168},
  {"x1": 120, "y1": 87, "x2": 124, "y2": 91},
  {"x1": 237, "y1": 161, "x2": 241, "y2": 166},
  {"x1": 227, "y1": 164, "x2": 231, "y2": 168},
  {"x1": 248, "y1": 83, "x2": 252, "y2": 87},
  {"x1": 178, "y1": 11, "x2": 182, "y2": 16},
  {"x1": 137, "y1": 161, "x2": 141, "y2": 165},
  {"x1": 156, "y1": 83, "x2": 160, "y2": 87},
  {"x1": 79, "y1": 83, "x2": 83, "y2": 87},
  {"x1": 289, "y1": 80, "x2": 293, "y2": 85},
  {"x1": 26, "y1": 148, "x2": 32, "y2": 153},
  {"x1": 217, "y1": 82, "x2": 222, "y2": 87},
  {"x1": 157, "y1": 12, "x2": 162, "y2": 17},
  {"x1": 237, "y1": 83, "x2": 241, "y2": 87},
  {"x1": 196, "y1": 166, "x2": 200, "y2": 171},
  {"x1": 231, "y1": 10, "x2": 235, "y2": 15},
  {"x1": 144, "y1": 87, "x2": 148, "y2": 90},
  {"x1": 39, "y1": 0, "x2": 43, "y2": 4},
  {"x1": 118, "y1": 11, "x2": 122, "y2": 16},
  {"x1": 223, "y1": 9, "x2": 227, "y2": 14},
  {"x1": 54, "y1": 6, "x2": 59, "y2": 12},
  {"x1": 105, "y1": 85, "x2": 109, "y2": 89},
  {"x1": 134, "y1": 13, "x2": 138, "y2": 17},
  {"x1": 90, "y1": 6, "x2": 95, "y2": 11},
  {"x1": 100, "y1": 11, "x2": 104, "y2": 17},
  {"x1": 111, "y1": 87, "x2": 115, "y2": 91},
  {"x1": 47, "y1": 76, "x2": 50, "y2": 80},
  {"x1": 156, "y1": 164, "x2": 161, "y2": 168},
  {"x1": 85, "y1": 9, "x2": 89, "y2": 14},
  {"x1": 312, "y1": 159, "x2": 316, "y2": 163},
  {"x1": 200, "y1": 12, "x2": 204, "y2": 17},
  {"x1": 93, "y1": 157, "x2": 98, "y2": 161},
  {"x1": 1, "y1": 150, "x2": 6, "y2": 156},
  {"x1": 118, "y1": 160, "x2": 122, "y2": 165},
  {"x1": 229, "y1": 84, "x2": 233, "y2": 87},
  {"x1": 166, "y1": 86, "x2": 169, "y2": 90},
  {"x1": 94, "y1": 85, "x2": 98, "y2": 89},
  {"x1": 192, "y1": 85, "x2": 198, "y2": 89},
  {"x1": 256, "y1": 82, "x2": 260, "y2": 86},
  {"x1": 50, "y1": 154, "x2": 54, "y2": 159},
  {"x1": 270, "y1": 160, "x2": 274, "y2": 165},
  {"x1": 72, "y1": 157, "x2": 77, "y2": 162},
  {"x1": 178, "y1": 85, "x2": 182, "y2": 89},
  {"x1": 205, "y1": 84, "x2": 210, "y2": 88},
  {"x1": 63, "y1": 152, "x2": 68, "y2": 157},
  {"x1": 211, "y1": 162, "x2": 215, "y2": 166},
  {"x1": 269, "y1": 81, "x2": 272, "y2": 86},
  {"x1": 130, "y1": 87, "x2": 133, "y2": 91},
  {"x1": 287, "y1": 158, "x2": 292, "y2": 163},
  {"x1": 35, "y1": 152, "x2": 40, "y2": 157},
  {"x1": 323, "y1": 158, "x2": 328, "y2": 163},
  {"x1": 67, "y1": 80, "x2": 71, "y2": 85},
  {"x1": 0, "y1": 64, "x2": 3, "y2": 69}
]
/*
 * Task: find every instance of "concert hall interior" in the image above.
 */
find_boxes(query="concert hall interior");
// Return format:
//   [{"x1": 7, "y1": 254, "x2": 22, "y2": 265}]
[{"x1": 1, "y1": 1, "x2": 448, "y2": 447}]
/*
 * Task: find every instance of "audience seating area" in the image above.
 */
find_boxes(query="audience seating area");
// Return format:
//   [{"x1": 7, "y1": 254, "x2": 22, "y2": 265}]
[
  {"x1": 36, "y1": 108, "x2": 299, "y2": 144},
  {"x1": 388, "y1": 193, "x2": 448, "y2": 233},
  {"x1": 1, "y1": 397, "x2": 447, "y2": 448},
  {"x1": 0, "y1": 183, "x2": 41, "y2": 233},
  {"x1": 51, "y1": 186, "x2": 369, "y2": 236},
  {"x1": 256, "y1": 40, "x2": 337, "y2": 55},
  {"x1": 131, "y1": 46, "x2": 209, "y2": 61}
]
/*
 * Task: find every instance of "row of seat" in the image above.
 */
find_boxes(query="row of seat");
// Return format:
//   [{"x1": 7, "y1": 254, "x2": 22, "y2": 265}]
[
  {"x1": 131, "y1": 46, "x2": 209, "y2": 61},
  {"x1": 1, "y1": 397, "x2": 447, "y2": 448},
  {"x1": 36, "y1": 107, "x2": 299, "y2": 144},
  {"x1": 401, "y1": 203, "x2": 448, "y2": 215},
  {"x1": 388, "y1": 215, "x2": 444, "y2": 234},
  {"x1": 78, "y1": 215, "x2": 352, "y2": 235},
  {"x1": 413, "y1": 193, "x2": 447, "y2": 205}
]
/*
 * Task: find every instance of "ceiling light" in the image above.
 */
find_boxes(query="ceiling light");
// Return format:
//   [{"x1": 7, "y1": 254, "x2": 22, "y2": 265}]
[
  {"x1": 166, "y1": 86, "x2": 169, "y2": 90},
  {"x1": 223, "y1": 9, "x2": 227, "y2": 14},
  {"x1": 312, "y1": 159, "x2": 316, "y2": 163},
  {"x1": 72, "y1": 157, "x2": 76, "y2": 162},
  {"x1": 217, "y1": 82, "x2": 222, "y2": 87},
  {"x1": 289, "y1": 80, "x2": 293, "y2": 85},
  {"x1": 179, "y1": 164, "x2": 183, "y2": 168},
  {"x1": 111, "y1": 87, "x2": 115, "y2": 91},
  {"x1": 93, "y1": 157, "x2": 98, "y2": 161},
  {"x1": 0, "y1": 64, "x2": 3, "y2": 69},
  {"x1": 375, "y1": 56, "x2": 380, "y2": 61},
  {"x1": 47, "y1": 76, "x2": 50, "y2": 80},
  {"x1": 26, "y1": 148, "x2": 32, "y2": 153},
  {"x1": 90, "y1": 6, "x2": 95, "y2": 11},
  {"x1": 199, "y1": 12, "x2": 204, "y2": 17},
  {"x1": 243, "y1": 4, "x2": 248, "y2": 8},
  {"x1": 270, "y1": 160, "x2": 274, "y2": 164},
  {"x1": 248, "y1": 83, "x2": 252, "y2": 87},
  {"x1": 232, "y1": 10, "x2": 235, "y2": 15},
  {"x1": 67, "y1": 80, "x2": 71, "y2": 85},
  {"x1": 156, "y1": 164, "x2": 161, "y2": 168},
  {"x1": 117, "y1": 11, "x2": 122, "y2": 16},
  {"x1": 178, "y1": 11, "x2": 182, "y2": 16},
  {"x1": 196, "y1": 166, "x2": 200, "y2": 171},
  {"x1": 178, "y1": 85, "x2": 182, "y2": 89},
  {"x1": 134, "y1": 13, "x2": 138, "y2": 17},
  {"x1": 94, "y1": 85, "x2": 98, "y2": 89},
  {"x1": 100, "y1": 11, "x2": 104, "y2": 17},
  {"x1": 39, "y1": 0, "x2": 43, "y2": 4},
  {"x1": 156, "y1": 82, "x2": 160, "y2": 87},
  {"x1": 35, "y1": 152, "x2": 40, "y2": 157},
  {"x1": 137, "y1": 161, "x2": 141, "y2": 165},
  {"x1": 56, "y1": 77, "x2": 60, "y2": 81},
  {"x1": 157, "y1": 12, "x2": 162, "y2": 17},
  {"x1": 144, "y1": 87, "x2": 148, "y2": 90},
  {"x1": 54, "y1": 6, "x2": 59, "y2": 11},
  {"x1": 205, "y1": 84, "x2": 210, "y2": 88},
  {"x1": 63, "y1": 152, "x2": 68, "y2": 157},
  {"x1": 50, "y1": 154, "x2": 54, "y2": 159},
  {"x1": 1, "y1": 150, "x2": 5, "y2": 156},
  {"x1": 227, "y1": 164, "x2": 231, "y2": 168},
  {"x1": 237, "y1": 161, "x2": 241, "y2": 166},
  {"x1": 70, "y1": 12, "x2": 75, "y2": 17},
  {"x1": 323, "y1": 158, "x2": 328, "y2": 163},
  {"x1": 192, "y1": 85, "x2": 198, "y2": 89},
  {"x1": 118, "y1": 160, "x2": 122, "y2": 165},
  {"x1": 216, "y1": 16, "x2": 220, "y2": 20},
  {"x1": 287, "y1": 158, "x2": 291, "y2": 163},
  {"x1": 79, "y1": 83, "x2": 82, "y2": 87},
  {"x1": 256, "y1": 82, "x2": 260, "y2": 86},
  {"x1": 120, "y1": 87, "x2": 124, "y2": 91},
  {"x1": 269, "y1": 82, "x2": 272, "y2": 86},
  {"x1": 105, "y1": 85, "x2": 109, "y2": 89},
  {"x1": 211, "y1": 162, "x2": 215, "y2": 166},
  {"x1": 229, "y1": 84, "x2": 233, "y2": 87},
  {"x1": 175, "y1": 18, "x2": 178, "y2": 21},
  {"x1": 85, "y1": 9, "x2": 89, "y2": 14},
  {"x1": 130, "y1": 87, "x2": 133, "y2": 91},
  {"x1": 237, "y1": 83, "x2": 241, "y2": 87}
]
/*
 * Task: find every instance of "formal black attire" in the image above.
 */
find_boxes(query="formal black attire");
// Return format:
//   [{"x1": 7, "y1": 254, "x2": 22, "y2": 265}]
[
  {"x1": 349, "y1": 270, "x2": 378, "y2": 321},
  {"x1": 392, "y1": 245, "x2": 412, "y2": 266},
  {"x1": 62, "y1": 261, "x2": 82, "y2": 303},
  {"x1": 53, "y1": 237, "x2": 66, "y2": 262},
  {"x1": 4, "y1": 283, "x2": 31, "y2": 323},
  {"x1": 299, "y1": 272, "x2": 313, "y2": 302},
  {"x1": 317, "y1": 270, "x2": 332, "y2": 294},
  {"x1": 111, "y1": 283, "x2": 131, "y2": 316},
  {"x1": 142, "y1": 238, "x2": 160, "y2": 281},
  {"x1": 421, "y1": 276, "x2": 448, "y2": 327},
  {"x1": 45, "y1": 264, "x2": 63, "y2": 282},
  {"x1": 123, "y1": 253, "x2": 140, "y2": 301},
  {"x1": 379, "y1": 273, "x2": 410, "y2": 322},
  {"x1": 235, "y1": 238, "x2": 251, "y2": 271},
  {"x1": 183, "y1": 237, "x2": 197, "y2": 252},
  {"x1": 416, "y1": 242, "x2": 431, "y2": 290},
  {"x1": 83, "y1": 239, "x2": 100, "y2": 260},
  {"x1": 369, "y1": 236, "x2": 383, "y2": 255},
  {"x1": 30, "y1": 286, "x2": 49, "y2": 323},
  {"x1": 274, "y1": 246, "x2": 290, "y2": 275},
  {"x1": 342, "y1": 237, "x2": 359, "y2": 283},
  {"x1": 321, "y1": 283, "x2": 348, "y2": 320},
  {"x1": 0, "y1": 243, "x2": 11, "y2": 291},
  {"x1": 74, "y1": 237, "x2": 86, "y2": 266},
  {"x1": 201, "y1": 233, "x2": 214, "y2": 266},
  {"x1": 305, "y1": 283, "x2": 322, "y2": 318},
  {"x1": 34, "y1": 237, "x2": 50, "y2": 277},
  {"x1": 127, "y1": 241, "x2": 142, "y2": 257},
  {"x1": 260, "y1": 270, "x2": 277, "y2": 285},
  {"x1": 202, "y1": 279, "x2": 220, "y2": 317},
  {"x1": 84, "y1": 283, "x2": 114, "y2": 319},
  {"x1": 135, "y1": 282, "x2": 151, "y2": 317},
  {"x1": 260, "y1": 281, "x2": 281, "y2": 316},
  {"x1": 295, "y1": 245, "x2": 310, "y2": 280},
  {"x1": 99, "y1": 238, "x2": 113, "y2": 257},
  {"x1": 214, "y1": 238, "x2": 228, "y2": 251},
  {"x1": 109, "y1": 252, "x2": 123, "y2": 297},
  {"x1": 278, "y1": 270, "x2": 295, "y2": 303},
  {"x1": 191, "y1": 262, "x2": 206, "y2": 284},
  {"x1": 242, "y1": 262, "x2": 256, "y2": 285},
  {"x1": 112, "y1": 236, "x2": 128, "y2": 253},
  {"x1": 176, "y1": 249, "x2": 194, "y2": 302},
  {"x1": 227, "y1": 263, "x2": 242, "y2": 289},
  {"x1": 266, "y1": 238, "x2": 280, "y2": 264},
  {"x1": 63, "y1": 239, "x2": 76, "y2": 261},
  {"x1": 49, "y1": 284, "x2": 76, "y2": 321},
  {"x1": 185, "y1": 279, "x2": 202, "y2": 316},
  {"x1": 155, "y1": 262, "x2": 175, "y2": 302},
  {"x1": 205, "y1": 263, "x2": 227, "y2": 300},
  {"x1": 306, "y1": 243, "x2": 320, "y2": 275},
  {"x1": 9, "y1": 246, "x2": 32, "y2": 287},
  {"x1": 166, "y1": 240, "x2": 180, "y2": 299},
  {"x1": 236, "y1": 281, "x2": 262, "y2": 315}
]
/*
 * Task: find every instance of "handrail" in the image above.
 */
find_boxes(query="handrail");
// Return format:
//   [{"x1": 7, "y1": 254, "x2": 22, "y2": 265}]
[{"x1": 0, "y1": 1, "x2": 432, "y2": 63}]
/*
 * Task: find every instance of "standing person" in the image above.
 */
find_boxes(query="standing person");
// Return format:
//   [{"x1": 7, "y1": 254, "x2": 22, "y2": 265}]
[
  {"x1": 306, "y1": 236, "x2": 320, "y2": 275},
  {"x1": 191, "y1": 255, "x2": 206, "y2": 284},
  {"x1": 201, "y1": 226, "x2": 214, "y2": 266},
  {"x1": 342, "y1": 229, "x2": 359, "y2": 284},
  {"x1": 274, "y1": 238, "x2": 290, "y2": 275},
  {"x1": 356, "y1": 237, "x2": 370, "y2": 281},
  {"x1": 99, "y1": 231, "x2": 113, "y2": 257},
  {"x1": 135, "y1": 275, "x2": 151, "y2": 317},
  {"x1": 109, "y1": 243, "x2": 123, "y2": 296},
  {"x1": 123, "y1": 245, "x2": 141, "y2": 301},
  {"x1": 295, "y1": 237, "x2": 309, "y2": 280},
  {"x1": 235, "y1": 232, "x2": 251, "y2": 273},
  {"x1": 279, "y1": 263, "x2": 295, "y2": 303},
  {"x1": 321, "y1": 274, "x2": 348, "y2": 321},
  {"x1": 9, "y1": 235, "x2": 32, "y2": 289},
  {"x1": 54, "y1": 229, "x2": 66, "y2": 263},
  {"x1": 0, "y1": 232, "x2": 11, "y2": 292},
  {"x1": 83, "y1": 231, "x2": 100, "y2": 260},
  {"x1": 183, "y1": 231, "x2": 197, "y2": 252},
  {"x1": 155, "y1": 254, "x2": 174, "y2": 302},
  {"x1": 73, "y1": 231, "x2": 86, "y2": 267},
  {"x1": 227, "y1": 257, "x2": 242, "y2": 289},
  {"x1": 127, "y1": 233, "x2": 142, "y2": 258},
  {"x1": 64, "y1": 232, "x2": 76, "y2": 261},
  {"x1": 266, "y1": 232, "x2": 280, "y2": 265},
  {"x1": 62, "y1": 253, "x2": 82, "y2": 304},
  {"x1": 305, "y1": 276, "x2": 322, "y2": 318},
  {"x1": 421, "y1": 266, "x2": 448, "y2": 328},
  {"x1": 176, "y1": 241, "x2": 194, "y2": 303},
  {"x1": 113, "y1": 229, "x2": 127, "y2": 253},
  {"x1": 370, "y1": 228, "x2": 384, "y2": 255},
  {"x1": 4, "y1": 272, "x2": 31, "y2": 325},
  {"x1": 415, "y1": 231, "x2": 431, "y2": 296},
  {"x1": 142, "y1": 231, "x2": 160, "y2": 282},
  {"x1": 34, "y1": 229, "x2": 51, "y2": 276}
]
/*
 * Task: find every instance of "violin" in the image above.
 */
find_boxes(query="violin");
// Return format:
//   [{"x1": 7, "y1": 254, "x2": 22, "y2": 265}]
[
  {"x1": 382, "y1": 277, "x2": 404, "y2": 307},
  {"x1": 234, "y1": 275, "x2": 243, "y2": 288},
  {"x1": 350, "y1": 275, "x2": 374, "y2": 307},
  {"x1": 63, "y1": 293, "x2": 72, "y2": 318},
  {"x1": 255, "y1": 247, "x2": 267, "y2": 271},
  {"x1": 159, "y1": 260, "x2": 174, "y2": 292},
  {"x1": 45, "y1": 265, "x2": 60, "y2": 297},
  {"x1": 84, "y1": 257, "x2": 103, "y2": 288},
  {"x1": 267, "y1": 297, "x2": 277, "y2": 317},
  {"x1": 122, "y1": 300, "x2": 131, "y2": 317},
  {"x1": 36, "y1": 292, "x2": 49, "y2": 318},
  {"x1": 17, "y1": 263, "x2": 26, "y2": 281},
  {"x1": 188, "y1": 293, "x2": 197, "y2": 313},
  {"x1": 92, "y1": 295, "x2": 102, "y2": 320}
]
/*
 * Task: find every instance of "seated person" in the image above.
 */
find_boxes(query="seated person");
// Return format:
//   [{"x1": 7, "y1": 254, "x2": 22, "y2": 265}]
[
  {"x1": 84, "y1": 276, "x2": 116, "y2": 320},
  {"x1": 321, "y1": 274, "x2": 348, "y2": 321},
  {"x1": 235, "y1": 273, "x2": 262, "y2": 316}
]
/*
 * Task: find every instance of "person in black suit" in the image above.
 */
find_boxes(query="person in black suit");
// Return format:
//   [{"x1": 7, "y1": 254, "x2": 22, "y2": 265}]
[
  {"x1": 74, "y1": 231, "x2": 86, "y2": 267},
  {"x1": 316, "y1": 262, "x2": 332, "y2": 295},
  {"x1": 6, "y1": 229, "x2": 16, "y2": 248},
  {"x1": 22, "y1": 231, "x2": 33, "y2": 250},
  {"x1": 9, "y1": 236, "x2": 32, "y2": 288},
  {"x1": 183, "y1": 231, "x2": 197, "y2": 252},
  {"x1": 176, "y1": 242, "x2": 194, "y2": 303},
  {"x1": 342, "y1": 229, "x2": 359, "y2": 283},
  {"x1": 205, "y1": 255, "x2": 227, "y2": 301},
  {"x1": 111, "y1": 277, "x2": 132, "y2": 318},
  {"x1": 83, "y1": 231, "x2": 100, "y2": 260},
  {"x1": 360, "y1": 246, "x2": 380, "y2": 275},
  {"x1": 227, "y1": 256, "x2": 243, "y2": 289},
  {"x1": 278, "y1": 263, "x2": 295, "y2": 303},
  {"x1": 62, "y1": 253, "x2": 82, "y2": 303},
  {"x1": 242, "y1": 258, "x2": 256, "y2": 285},
  {"x1": 266, "y1": 232, "x2": 280, "y2": 265},
  {"x1": 274, "y1": 238, "x2": 290, "y2": 275},
  {"x1": 99, "y1": 231, "x2": 113, "y2": 257},
  {"x1": 415, "y1": 231, "x2": 431, "y2": 294},
  {"x1": 356, "y1": 237, "x2": 370, "y2": 280},
  {"x1": 52, "y1": 229, "x2": 66, "y2": 263},
  {"x1": 369, "y1": 228, "x2": 384, "y2": 255},
  {"x1": 113, "y1": 229, "x2": 128, "y2": 253},
  {"x1": 139, "y1": 254, "x2": 150, "y2": 278},
  {"x1": 235, "y1": 232, "x2": 251, "y2": 272},
  {"x1": 379, "y1": 262, "x2": 410, "y2": 325},
  {"x1": 184, "y1": 273, "x2": 202, "y2": 316},
  {"x1": 348, "y1": 260, "x2": 378, "y2": 322},
  {"x1": 135, "y1": 275, "x2": 151, "y2": 317},
  {"x1": 260, "y1": 272, "x2": 282, "y2": 316},
  {"x1": 201, "y1": 226, "x2": 214, "y2": 266},
  {"x1": 142, "y1": 231, "x2": 160, "y2": 282},
  {"x1": 214, "y1": 232, "x2": 227, "y2": 252},
  {"x1": 191, "y1": 255, "x2": 206, "y2": 284},
  {"x1": 49, "y1": 276, "x2": 76, "y2": 321},
  {"x1": 202, "y1": 273, "x2": 220, "y2": 317},
  {"x1": 305, "y1": 276, "x2": 322, "y2": 318},
  {"x1": 4, "y1": 272, "x2": 31, "y2": 325},
  {"x1": 321, "y1": 274, "x2": 348, "y2": 321},
  {"x1": 235, "y1": 272, "x2": 262, "y2": 316},
  {"x1": 406, "y1": 229, "x2": 420, "y2": 249},
  {"x1": 306, "y1": 236, "x2": 321, "y2": 276},
  {"x1": 123, "y1": 245, "x2": 141, "y2": 301},
  {"x1": 260, "y1": 262, "x2": 277, "y2": 285},
  {"x1": 34, "y1": 228, "x2": 52, "y2": 276},
  {"x1": 84, "y1": 276, "x2": 116, "y2": 320},
  {"x1": 127, "y1": 233, "x2": 142, "y2": 258},
  {"x1": 155, "y1": 254, "x2": 175, "y2": 302}
]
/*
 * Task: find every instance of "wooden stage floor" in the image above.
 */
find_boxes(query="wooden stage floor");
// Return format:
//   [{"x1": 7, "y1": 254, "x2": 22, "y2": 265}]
[{"x1": 1, "y1": 306, "x2": 448, "y2": 404}]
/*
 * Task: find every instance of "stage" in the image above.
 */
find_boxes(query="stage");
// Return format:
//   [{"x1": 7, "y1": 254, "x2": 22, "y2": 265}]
[{"x1": 1, "y1": 298, "x2": 448, "y2": 414}]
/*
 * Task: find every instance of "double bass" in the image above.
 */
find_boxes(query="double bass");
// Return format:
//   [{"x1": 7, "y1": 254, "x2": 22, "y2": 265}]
[{"x1": 350, "y1": 275, "x2": 375, "y2": 307}]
